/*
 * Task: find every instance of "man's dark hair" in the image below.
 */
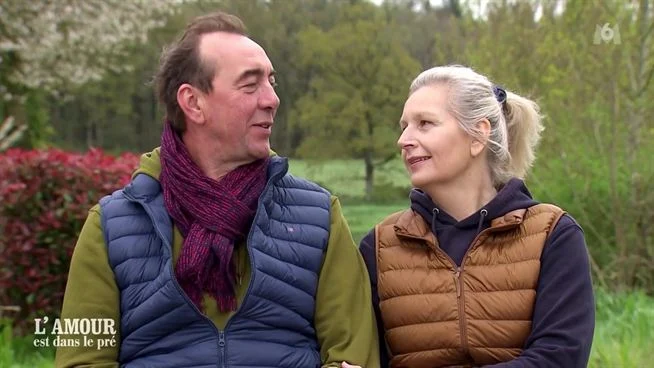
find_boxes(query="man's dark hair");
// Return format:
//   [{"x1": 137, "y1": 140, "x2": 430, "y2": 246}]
[{"x1": 155, "y1": 11, "x2": 247, "y2": 132}]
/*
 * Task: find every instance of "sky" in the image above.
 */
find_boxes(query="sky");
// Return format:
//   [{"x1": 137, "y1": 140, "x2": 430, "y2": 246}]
[{"x1": 368, "y1": 0, "x2": 566, "y2": 21}]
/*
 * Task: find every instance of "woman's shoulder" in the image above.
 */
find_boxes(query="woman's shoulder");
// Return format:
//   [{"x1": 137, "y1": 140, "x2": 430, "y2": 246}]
[{"x1": 377, "y1": 208, "x2": 416, "y2": 227}]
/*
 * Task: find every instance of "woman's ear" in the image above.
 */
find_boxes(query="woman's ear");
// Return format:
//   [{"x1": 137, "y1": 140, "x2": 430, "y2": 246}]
[
  {"x1": 177, "y1": 83, "x2": 206, "y2": 126},
  {"x1": 471, "y1": 118, "x2": 491, "y2": 157}
]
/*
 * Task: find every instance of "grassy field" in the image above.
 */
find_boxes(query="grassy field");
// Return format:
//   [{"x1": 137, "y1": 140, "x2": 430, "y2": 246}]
[
  {"x1": 2, "y1": 159, "x2": 652, "y2": 367},
  {"x1": 590, "y1": 291, "x2": 654, "y2": 367},
  {"x1": 289, "y1": 158, "x2": 408, "y2": 199}
]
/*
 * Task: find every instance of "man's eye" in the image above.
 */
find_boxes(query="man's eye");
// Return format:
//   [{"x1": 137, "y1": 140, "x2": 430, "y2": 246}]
[
  {"x1": 419, "y1": 120, "x2": 432, "y2": 127},
  {"x1": 269, "y1": 77, "x2": 278, "y2": 88}
]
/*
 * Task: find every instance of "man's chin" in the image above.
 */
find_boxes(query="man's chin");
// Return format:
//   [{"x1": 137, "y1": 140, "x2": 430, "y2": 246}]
[{"x1": 250, "y1": 145, "x2": 272, "y2": 160}]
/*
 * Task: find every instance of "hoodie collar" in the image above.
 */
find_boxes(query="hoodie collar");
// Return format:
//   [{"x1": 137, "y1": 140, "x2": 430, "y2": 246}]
[{"x1": 406, "y1": 178, "x2": 539, "y2": 237}]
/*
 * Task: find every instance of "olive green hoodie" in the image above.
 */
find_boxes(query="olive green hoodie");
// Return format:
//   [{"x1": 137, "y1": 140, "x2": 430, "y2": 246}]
[{"x1": 55, "y1": 148, "x2": 379, "y2": 368}]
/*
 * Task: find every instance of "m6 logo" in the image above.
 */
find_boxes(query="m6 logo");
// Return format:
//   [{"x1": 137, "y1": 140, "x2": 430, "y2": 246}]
[{"x1": 594, "y1": 23, "x2": 621, "y2": 45}]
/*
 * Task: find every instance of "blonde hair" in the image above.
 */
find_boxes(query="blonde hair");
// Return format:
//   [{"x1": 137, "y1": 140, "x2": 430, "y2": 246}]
[{"x1": 409, "y1": 65, "x2": 544, "y2": 186}]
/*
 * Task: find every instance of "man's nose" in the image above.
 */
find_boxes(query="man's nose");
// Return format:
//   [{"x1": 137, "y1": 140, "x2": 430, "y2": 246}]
[{"x1": 260, "y1": 82, "x2": 280, "y2": 111}]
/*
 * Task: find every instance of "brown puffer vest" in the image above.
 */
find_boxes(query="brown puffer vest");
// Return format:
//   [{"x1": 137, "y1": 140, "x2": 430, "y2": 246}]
[{"x1": 375, "y1": 204, "x2": 565, "y2": 368}]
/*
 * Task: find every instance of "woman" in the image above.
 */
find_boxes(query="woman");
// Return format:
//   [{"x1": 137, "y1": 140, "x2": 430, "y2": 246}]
[{"x1": 359, "y1": 65, "x2": 595, "y2": 368}]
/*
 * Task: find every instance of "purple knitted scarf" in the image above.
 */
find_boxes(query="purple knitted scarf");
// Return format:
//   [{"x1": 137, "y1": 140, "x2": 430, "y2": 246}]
[{"x1": 159, "y1": 123, "x2": 268, "y2": 312}]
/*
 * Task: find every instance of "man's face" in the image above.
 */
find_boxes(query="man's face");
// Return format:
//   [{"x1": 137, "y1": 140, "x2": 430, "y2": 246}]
[{"x1": 195, "y1": 32, "x2": 280, "y2": 165}]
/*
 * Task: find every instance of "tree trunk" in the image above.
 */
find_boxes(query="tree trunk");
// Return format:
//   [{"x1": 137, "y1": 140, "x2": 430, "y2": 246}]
[{"x1": 364, "y1": 150, "x2": 374, "y2": 201}]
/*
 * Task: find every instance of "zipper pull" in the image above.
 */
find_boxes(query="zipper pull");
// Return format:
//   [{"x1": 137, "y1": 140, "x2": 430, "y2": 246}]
[
  {"x1": 453, "y1": 267, "x2": 461, "y2": 298},
  {"x1": 219, "y1": 331, "x2": 225, "y2": 347}
]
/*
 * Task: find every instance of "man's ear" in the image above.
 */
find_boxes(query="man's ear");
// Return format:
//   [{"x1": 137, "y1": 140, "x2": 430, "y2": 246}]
[
  {"x1": 471, "y1": 118, "x2": 491, "y2": 157},
  {"x1": 177, "y1": 83, "x2": 205, "y2": 126}
]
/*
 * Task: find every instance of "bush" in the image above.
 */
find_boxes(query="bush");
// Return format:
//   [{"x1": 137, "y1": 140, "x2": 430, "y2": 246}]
[
  {"x1": 529, "y1": 155, "x2": 654, "y2": 293},
  {"x1": 0, "y1": 148, "x2": 139, "y2": 334},
  {"x1": 370, "y1": 180, "x2": 411, "y2": 204}
]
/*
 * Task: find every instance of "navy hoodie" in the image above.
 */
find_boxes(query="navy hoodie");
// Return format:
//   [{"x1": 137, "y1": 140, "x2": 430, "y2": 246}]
[{"x1": 359, "y1": 179, "x2": 595, "y2": 367}]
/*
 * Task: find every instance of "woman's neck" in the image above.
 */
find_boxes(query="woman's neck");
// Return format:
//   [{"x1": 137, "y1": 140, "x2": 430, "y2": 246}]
[{"x1": 423, "y1": 170, "x2": 497, "y2": 221}]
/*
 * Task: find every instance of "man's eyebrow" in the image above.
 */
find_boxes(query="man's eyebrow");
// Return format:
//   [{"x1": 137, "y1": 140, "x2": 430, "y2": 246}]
[{"x1": 235, "y1": 68, "x2": 275, "y2": 83}]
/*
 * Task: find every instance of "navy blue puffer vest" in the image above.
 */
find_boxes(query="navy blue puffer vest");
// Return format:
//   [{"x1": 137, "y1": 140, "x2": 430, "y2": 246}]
[{"x1": 99, "y1": 156, "x2": 331, "y2": 367}]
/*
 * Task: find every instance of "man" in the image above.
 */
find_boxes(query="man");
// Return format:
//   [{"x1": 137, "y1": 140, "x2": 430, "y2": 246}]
[{"x1": 55, "y1": 11, "x2": 378, "y2": 368}]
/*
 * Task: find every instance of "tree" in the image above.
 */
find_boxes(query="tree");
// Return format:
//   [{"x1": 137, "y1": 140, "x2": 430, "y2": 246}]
[
  {"x1": 0, "y1": 0, "x2": 185, "y2": 93},
  {"x1": 292, "y1": 2, "x2": 421, "y2": 199},
  {"x1": 0, "y1": 0, "x2": 186, "y2": 148},
  {"x1": 201, "y1": 0, "x2": 345, "y2": 156},
  {"x1": 444, "y1": 0, "x2": 654, "y2": 291}
]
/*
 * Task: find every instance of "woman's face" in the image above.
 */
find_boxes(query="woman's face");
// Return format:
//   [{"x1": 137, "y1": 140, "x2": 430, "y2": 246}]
[{"x1": 397, "y1": 84, "x2": 476, "y2": 189}]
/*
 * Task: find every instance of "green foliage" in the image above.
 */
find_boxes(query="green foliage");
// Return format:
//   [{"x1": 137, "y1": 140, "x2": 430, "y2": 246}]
[
  {"x1": 590, "y1": 290, "x2": 654, "y2": 367},
  {"x1": 370, "y1": 180, "x2": 411, "y2": 204},
  {"x1": 23, "y1": 92, "x2": 53, "y2": 149},
  {"x1": 3, "y1": 0, "x2": 650, "y2": 293},
  {"x1": 290, "y1": 1, "x2": 420, "y2": 198},
  {"x1": 341, "y1": 202, "x2": 406, "y2": 243},
  {"x1": 423, "y1": 0, "x2": 654, "y2": 293},
  {"x1": 289, "y1": 158, "x2": 408, "y2": 202},
  {"x1": 0, "y1": 318, "x2": 54, "y2": 368}
]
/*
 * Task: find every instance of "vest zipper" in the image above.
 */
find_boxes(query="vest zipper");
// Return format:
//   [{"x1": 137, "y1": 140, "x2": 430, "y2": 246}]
[
  {"x1": 219, "y1": 331, "x2": 226, "y2": 367},
  {"x1": 125, "y1": 191, "x2": 224, "y2": 364},
  {"x1": 127, "y1": 161, "x2": 286, "y2": 367},
  {"x1": 223, "y1": 167, "x2": 281, "y2": 334},
  {"x1": 400, "y1": 228, "x2": 489, "y2": 362},
  {"x1": 455, "y1": 230, "x2": 489, "y2": 361},
  {"x1": 453, "y1": 266, "x2": 468, "y2": 358}
]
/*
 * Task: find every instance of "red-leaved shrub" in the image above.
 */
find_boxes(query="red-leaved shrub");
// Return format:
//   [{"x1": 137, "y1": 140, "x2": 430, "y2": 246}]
[{"x1": 0, "y1": 148, "x2": 139, "y2": 334}]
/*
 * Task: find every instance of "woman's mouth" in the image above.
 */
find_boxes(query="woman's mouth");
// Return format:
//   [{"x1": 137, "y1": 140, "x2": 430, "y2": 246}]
[{"x1": 407, "y1": 156, "x2": 431, "y2": 166}]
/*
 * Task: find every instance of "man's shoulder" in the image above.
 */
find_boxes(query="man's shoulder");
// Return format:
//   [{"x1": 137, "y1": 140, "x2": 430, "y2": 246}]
[
  {"x1": 97, "y1": 181, "x2": 151, "y2": 224},
  {"x1": 279, "y1": 172, "x2": 331, "y2": 196},
  {"x1": 98, "y1": 186, "x2": 130, "y2": 214}
]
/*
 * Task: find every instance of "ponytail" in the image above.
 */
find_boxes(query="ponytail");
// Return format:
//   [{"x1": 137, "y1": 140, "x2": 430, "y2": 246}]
[{"x1": 503, "y1": 92, "x2": 544, "y2": 180}]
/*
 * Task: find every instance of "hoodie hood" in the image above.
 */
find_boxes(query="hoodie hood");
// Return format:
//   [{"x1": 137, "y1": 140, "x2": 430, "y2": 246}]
[
  {"x1": 411, "y1": 178, "x2": 539, "y2": 232},
  {"x1": 133, "y1": 147, "x2": 163, "y2": 181},
  {"x1": 409, "y1": 178, "x2": 539, "y2": 266},
  {"x1": 129, "y1": 147, "x2": 280, "y2": 182}
]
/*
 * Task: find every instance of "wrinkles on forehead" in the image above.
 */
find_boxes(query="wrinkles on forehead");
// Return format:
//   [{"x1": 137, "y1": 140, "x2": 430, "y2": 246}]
[{"x1": 198, "y1": 32, "x2": 273, "y2": 83}]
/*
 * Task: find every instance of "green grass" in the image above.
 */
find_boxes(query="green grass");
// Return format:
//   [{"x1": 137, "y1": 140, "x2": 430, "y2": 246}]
[
  {"x1": 590, "y1": 290, "x2": 654, "y2": 367},
  {"x1": 288, "y1": 159, "x2": 409, "y2": 241},
  {"x1": 288, "y1": 158, "x2": 407, "y2": 200},
  {"x1": 342, "y1": 203, "x2": 406, "y2": 241},
  {"x1": 0, "y1": 319, "x2": 54, "y2": 368}
]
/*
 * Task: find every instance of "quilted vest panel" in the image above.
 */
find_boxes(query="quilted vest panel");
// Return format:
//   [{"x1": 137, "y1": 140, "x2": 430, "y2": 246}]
[
  {"x1": 375, "y1": 204, "x2": 564, "y2": 368},
  {"x1": 100, "y1": 157, "x2": 330, "y2": 367}
]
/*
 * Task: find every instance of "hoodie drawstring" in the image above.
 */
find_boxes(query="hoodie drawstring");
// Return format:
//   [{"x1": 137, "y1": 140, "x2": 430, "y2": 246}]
[
  {"x1": 476, "y1": 209, "x2": 488, "y2": 235},
  {"x1": 431, "y1": 208, "x2": 440, "y2": 234}
]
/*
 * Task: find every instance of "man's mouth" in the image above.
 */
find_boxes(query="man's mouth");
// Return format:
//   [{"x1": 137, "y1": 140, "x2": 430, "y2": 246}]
[{"x1": 253, "y1": 122, "x2": 272, "y2": 129}]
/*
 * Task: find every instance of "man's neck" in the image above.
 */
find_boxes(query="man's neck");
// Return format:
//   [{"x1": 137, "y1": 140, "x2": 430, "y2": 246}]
[{"x1": 181, "y1": 132, "x2": 239, "y2": 181}]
